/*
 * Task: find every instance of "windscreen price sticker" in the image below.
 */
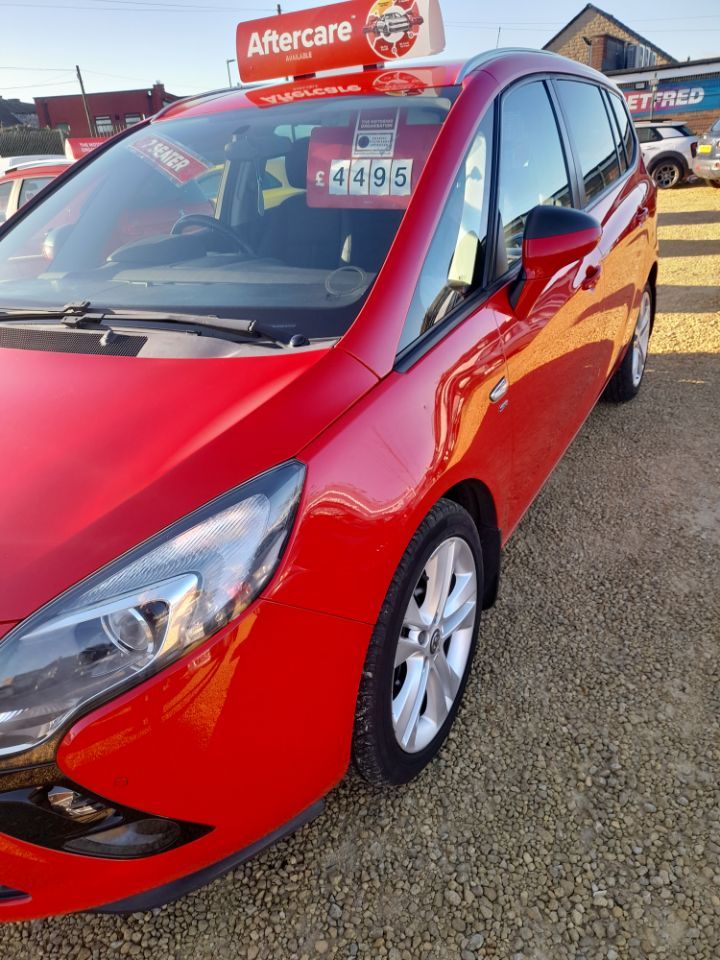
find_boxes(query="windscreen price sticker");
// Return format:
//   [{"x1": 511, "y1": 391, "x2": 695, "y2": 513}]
[{"x1": 329, "y1": 158, "x2": 412, "y2": 196}]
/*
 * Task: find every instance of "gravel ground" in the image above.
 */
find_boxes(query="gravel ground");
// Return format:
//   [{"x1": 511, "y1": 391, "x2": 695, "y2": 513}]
[{"x1": 2, "y1": 183, "x2": 719, "y2": 959}]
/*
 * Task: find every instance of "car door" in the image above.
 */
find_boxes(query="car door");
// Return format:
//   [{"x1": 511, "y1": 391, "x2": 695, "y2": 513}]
[
  {"x1": 392, "y1": 107, "x2": 513, "y2": 532},
  {"x1": 638, "y1": 125, "x2": 662, "y2": 167},
  {"x1": 484, "y1": 77, "x2": 610, "y2": 531},
  {"x1": 601, "y1": 88, "x2": 654, "y2": 370},
  {"x1": 0, "y1": 181, "x2": 12, "y2": 224}
]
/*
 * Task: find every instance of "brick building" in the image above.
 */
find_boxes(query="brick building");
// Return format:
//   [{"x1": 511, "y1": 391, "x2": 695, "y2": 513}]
[
  {"x1": 543, "y1": 3, "x2": 675, "y2": 73},
  {"x1": 543, "y1": 4, "x2": 719, "y2": 135},
  {"x1": 34, "y1": 82, "x2": 178, "y2": 138}
]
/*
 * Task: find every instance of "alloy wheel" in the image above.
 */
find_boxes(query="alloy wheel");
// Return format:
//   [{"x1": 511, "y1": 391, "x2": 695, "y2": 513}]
[
  {"x1": 632, "y1": 289, "x2": 652, "y2": 387},
  {"x1": 392, "y1": 536, "x2": 477, "y2": 753},
  {"x1": 653, "y1": 163, "x2": 680, "y2": 189}
]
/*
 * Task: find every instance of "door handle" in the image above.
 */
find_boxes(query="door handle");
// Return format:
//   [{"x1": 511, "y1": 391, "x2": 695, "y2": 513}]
[
  {"x1": 633, "y1": 205, "x2": 649, "y2": 227},
  {"x1": 489, "y1": 376, "x2": 508, "y2": 403},
  {"x1": 581, "y1": 263, "x2": 602, "y2": 291}
]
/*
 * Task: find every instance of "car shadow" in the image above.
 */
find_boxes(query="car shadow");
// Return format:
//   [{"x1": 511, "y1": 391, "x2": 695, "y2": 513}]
[
  {"x1": 659, "y1": 238, "x2": 720, "y2": 258},
  {"x1": 659, "y1": 210, "x2": 720, "y2": 228},
  {"x1": 657, "y1": 284, "x2": 720, "y2": 314}
]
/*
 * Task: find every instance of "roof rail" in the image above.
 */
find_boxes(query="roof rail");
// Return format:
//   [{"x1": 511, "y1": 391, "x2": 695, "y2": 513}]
[
  {"x1": 4, "y1": 159, "x2": 71, "y2": 174},
  {"x1": 152, "y1": 81, "x2": 273, "y2": 121},
  {"x1": 456, "y1": 47, "x2": 569, "y2": 83},
  {"x1": 152, "y1": 87, "x2": 234, "y2": 121}
]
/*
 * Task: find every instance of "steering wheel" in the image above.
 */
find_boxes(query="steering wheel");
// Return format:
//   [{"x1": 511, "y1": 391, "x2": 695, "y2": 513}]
[{"x1": 170, "y1": 213, "x2": 254, "y2": 256}]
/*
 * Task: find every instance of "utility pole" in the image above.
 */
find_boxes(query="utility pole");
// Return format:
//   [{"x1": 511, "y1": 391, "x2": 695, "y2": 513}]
[
  {"x1": 226, "y1": 58, "x2": 236, "y2": 87},
  {"x1": 75, "y1": 65, "x2": 94, "y2": 136},
  {"x1": 495, "y1": 26, "x2": 501, "y2": 48},
  {"x1": 276, "y1": 4, "x2": 282, "y2": 13}
]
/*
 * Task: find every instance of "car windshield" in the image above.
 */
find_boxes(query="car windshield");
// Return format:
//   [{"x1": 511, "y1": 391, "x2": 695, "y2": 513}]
[{"x1": 0, "y1": 89, "x2": 458, "y2": 340}]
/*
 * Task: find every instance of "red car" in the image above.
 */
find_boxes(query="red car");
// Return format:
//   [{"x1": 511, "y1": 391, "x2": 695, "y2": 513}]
[
  {"x1": 0, "y1": 48, "x2": 656, "y2": 920},
  {"x1": 0, "y1": 160, "x2": 71, "y2": 225}
]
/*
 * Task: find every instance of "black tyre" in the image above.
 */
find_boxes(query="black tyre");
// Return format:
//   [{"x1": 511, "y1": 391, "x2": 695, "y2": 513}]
[
  {"x1": 708, "y1": 180, "x2": 720, "y2": 189},
  {"x1": 650, "y1": 159, "x2": 683, "y2": 189},
  {"x1": 353, "y1": 499, "x2": 483, "y2": 785},
  {"x1": 605, "y1": 284, "x2": 653, "y2": 403}
]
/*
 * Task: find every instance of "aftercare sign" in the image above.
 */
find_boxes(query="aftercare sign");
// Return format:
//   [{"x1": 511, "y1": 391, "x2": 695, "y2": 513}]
[{"x1": 236, "y1": 0, "x2": 445, "y2": 83}]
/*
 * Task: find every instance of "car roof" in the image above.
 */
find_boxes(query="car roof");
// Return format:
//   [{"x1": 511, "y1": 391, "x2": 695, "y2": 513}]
[
  {"x1": 155, "y1": 48, "x2": 608, "y2": 123},
  {"x1": 635, "y1": 120, "x2": 687, "y2": 127},
  {"x1": 1, "y1": 161, "x2": 71, "y2": 178}
]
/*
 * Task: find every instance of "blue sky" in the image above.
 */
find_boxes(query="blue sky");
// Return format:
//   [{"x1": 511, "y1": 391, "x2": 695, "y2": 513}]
[{"x1": 2, "y1": 0, "x2": 720, "y2": 103}]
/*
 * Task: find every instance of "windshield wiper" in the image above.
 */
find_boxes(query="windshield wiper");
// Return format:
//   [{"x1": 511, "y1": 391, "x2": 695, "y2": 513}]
[{"x1": 0, "y1": 302, "x2": 308, "y2": 348}]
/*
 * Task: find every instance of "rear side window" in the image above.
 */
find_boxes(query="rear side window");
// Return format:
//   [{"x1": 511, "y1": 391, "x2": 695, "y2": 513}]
[
  {"x1": 608, "y1": 92, "x2": 635, "y2": 166},
  {"x1": 0, "y1": 181, "x2": 12, "y2": 221},
  {"x1": 18, "y1": 177, "x2": 52, "y2": 209},
  {"x1": 674, "y1": 124, "x2": 693, "y2": 137},
  {"x1": 494, "y1": 80, "x2": 571, "y2": 276},
  {"x1": 557, "y1": 80, "x2": 621, "y2": 203}
]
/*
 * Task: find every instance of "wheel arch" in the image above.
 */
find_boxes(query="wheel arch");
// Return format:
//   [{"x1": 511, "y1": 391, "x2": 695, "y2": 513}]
[
  {"x1": 647, "y1": 261, "x2": 658, "y2": 333},
  {"x1": 647, "y1": 150, "x2": 688, "y2": 177},
  {"x1": 440, "y1": 478, "x2": 501, "y2": 610}
]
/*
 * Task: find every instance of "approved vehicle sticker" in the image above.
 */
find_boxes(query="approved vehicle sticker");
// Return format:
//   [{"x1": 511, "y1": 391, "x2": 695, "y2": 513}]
[{"x1": 352, "y1": 109, "x2": 399, "y2": 157}]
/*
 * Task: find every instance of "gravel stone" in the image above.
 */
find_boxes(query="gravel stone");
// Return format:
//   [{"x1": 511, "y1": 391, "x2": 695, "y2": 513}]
[{"x1": 0, "y1": 183, "x2": 718, "y2": 960}]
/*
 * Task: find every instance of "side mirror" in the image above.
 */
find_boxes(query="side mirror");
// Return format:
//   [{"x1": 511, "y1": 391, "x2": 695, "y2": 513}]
[
  {"x1": 522, "y1": 204, "x2": 601, "y2": 279},
  {"x1": 512, "y1": 204, "x2": 601, "y2": 316},
  {"x1": 42, "y1": 224, "x2": 72, "y2": 261}
]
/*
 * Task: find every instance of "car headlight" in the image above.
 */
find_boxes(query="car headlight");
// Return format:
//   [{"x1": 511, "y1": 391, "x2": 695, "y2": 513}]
[{"x1": 0, "y1": 461, "x2": 305, "y2": 767}]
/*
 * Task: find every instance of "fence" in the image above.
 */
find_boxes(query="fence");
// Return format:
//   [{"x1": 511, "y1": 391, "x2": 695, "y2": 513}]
[{"x1": 0, "y1": 127, "x2": 65, "y2": 159}]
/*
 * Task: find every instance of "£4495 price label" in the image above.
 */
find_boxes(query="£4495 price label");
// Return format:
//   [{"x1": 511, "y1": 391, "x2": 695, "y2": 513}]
[{"x1": 328, "y1": 158, "x2": 412, "y2": 196}]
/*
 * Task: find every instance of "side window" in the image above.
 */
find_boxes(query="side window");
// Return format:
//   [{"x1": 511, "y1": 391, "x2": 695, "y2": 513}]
[
  {"x1": 18, "y1": 177, "x2": 52, "y2": 209},
  {"x1": 637, "y1": 126, "x2": 659, "y2": 144},
  {"x1": 494, "y1": 80, "x2": 571, "y2": 277},
  {"x1": 556, "y1": 80, "x2": 622, "y2": 204},
  {"x1": 608, "y1": 92, "x2": 635, "y2": 165},
  {"x1": 398, "y1": 110, "x2": 493, "y2": 354},
  {"x1": 0, "y1": 181, "x2": 12, "y2": 222}
]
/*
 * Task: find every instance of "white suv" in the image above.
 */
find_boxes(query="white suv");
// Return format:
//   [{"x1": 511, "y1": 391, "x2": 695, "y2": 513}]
[{"x1": 635, "y1": 121, "x2": 698, "y2": 189}]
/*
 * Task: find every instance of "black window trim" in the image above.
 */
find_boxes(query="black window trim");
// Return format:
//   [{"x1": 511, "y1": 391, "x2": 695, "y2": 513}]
[
  {"x1": 606, "y1": 88, "x2": 637, "y2": 169},
  {"x1": 602, "y1": 88, "x2": 628, "y2": 171}
]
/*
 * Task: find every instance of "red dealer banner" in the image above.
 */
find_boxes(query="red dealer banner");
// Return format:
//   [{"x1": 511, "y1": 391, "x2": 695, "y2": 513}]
[
  {"x1": 236, "y1": 0, "x2": 445, "y2": 83},
  {"x1": 64, "y1": 137, "x2": 106, "y2": 160}
]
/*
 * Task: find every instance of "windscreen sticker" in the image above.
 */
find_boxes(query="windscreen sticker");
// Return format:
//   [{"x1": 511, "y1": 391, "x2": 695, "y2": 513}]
[
  {"x1": 128, "y1": 134, "x2": 211, "y2": 185},
  {"x1": 352, "y1": 109, "x2": 398, "y2": 157},
  {"x1": 308, "y1": 120, "x2": 437, "y2": 209}
]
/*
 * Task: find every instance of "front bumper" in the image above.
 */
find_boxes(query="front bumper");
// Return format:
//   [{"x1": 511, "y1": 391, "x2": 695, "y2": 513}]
[
  {"x1": 0, "y1": 598, "x2": 371, "y2": 920},
  {"x1": 693, "y1": 157, "x2": 720, "y2": 180}
]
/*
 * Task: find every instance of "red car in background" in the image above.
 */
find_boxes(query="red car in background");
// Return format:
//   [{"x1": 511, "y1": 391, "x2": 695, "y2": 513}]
[
  {"x1": 0, "y1": 160, "x2": 71, "y2": 225},
  {"x1": 0, "y1": 47, "x2": 656, "y2": 920}
]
